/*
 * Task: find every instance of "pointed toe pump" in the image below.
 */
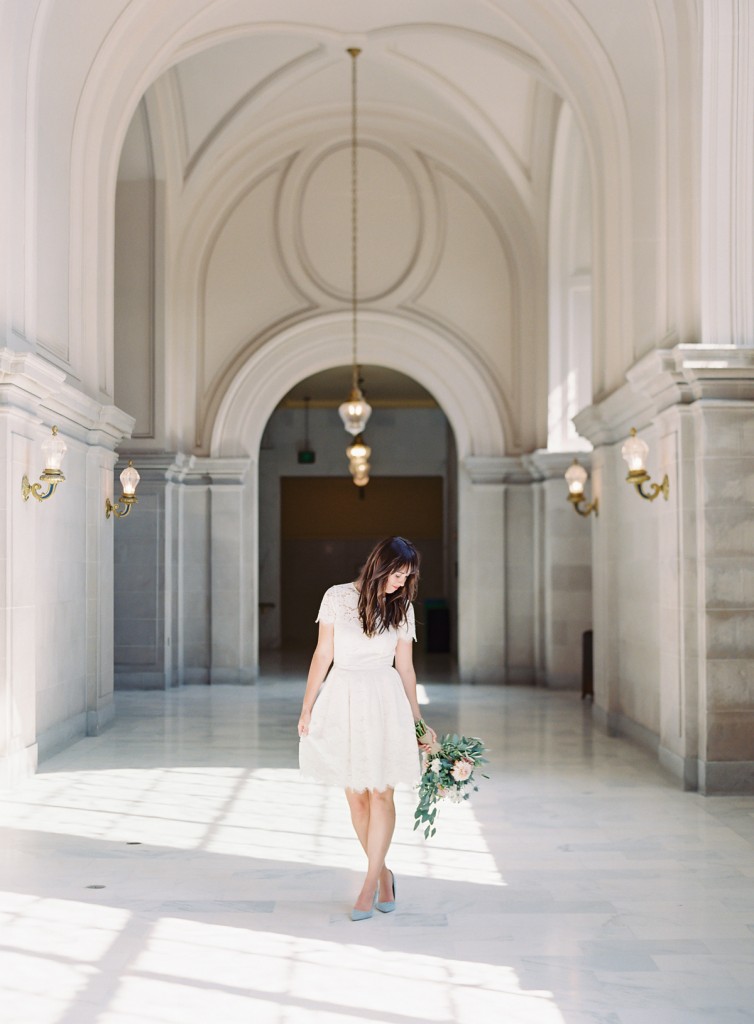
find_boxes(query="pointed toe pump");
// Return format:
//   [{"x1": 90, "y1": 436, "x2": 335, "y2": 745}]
[
  {"x1": 350, "y1": 890, "x2": 377, "y2": 921},
  {"x1": 375, "y1": 871, "x2": 396, "y2": 914}
]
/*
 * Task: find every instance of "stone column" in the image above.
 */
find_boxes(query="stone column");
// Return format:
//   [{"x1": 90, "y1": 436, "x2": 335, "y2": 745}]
[
  {"x1": 528, "y1": 452, "x2": 594, "y2": 689},
  {"x1": 113, "y1": 454, "x2": 173, "y2": 688},
  {"x1": 207, "y1": 459, "x2": 252, "y2": 684},
  {"x1": 576, "y1": 346, "x2": 754, "y2": 793},
  {"x1": 693, "y1": 402, "x2": 754, "y2": 791},
  {"x1": 1, "y1": 350, "x2": 133, "y2": 781},
  {"x1": 0, "y1": 412, "x2": 40, "y2": 784},
  {"x1": 700, "y1": 0, "x2": 754, "y2": 348},
  {"x1": 457, "y1": 457, "x2": 506, "y2": 683},
  {"x1": 85, "y1": 445, "x2": 117, "y2": 733},
  {"x1": 589, "y1": 440, "x2": 622, "y2": 729}
]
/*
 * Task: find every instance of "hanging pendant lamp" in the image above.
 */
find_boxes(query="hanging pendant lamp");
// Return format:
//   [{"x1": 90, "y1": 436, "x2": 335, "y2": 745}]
[{"x1": 338, "y1": 48, "x2": 373, "y2": 448}]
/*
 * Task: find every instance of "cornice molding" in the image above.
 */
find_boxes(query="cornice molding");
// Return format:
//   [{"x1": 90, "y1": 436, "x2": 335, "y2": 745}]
[
  {"x1": 0, "y1": 348, "x2": 135, "y2": 448},
  {"x1": 525, "y1": 450, "x2": 591, "y2": 480},
  {"x1": 464, "y1": 455, "x2": 533, "y2": 484},
  {"x1": 164, "y1": 452, "x2": 251, "y2": 485},
  {"x1": 575, "y1": 344, "x2": 754, "y2": 446}
]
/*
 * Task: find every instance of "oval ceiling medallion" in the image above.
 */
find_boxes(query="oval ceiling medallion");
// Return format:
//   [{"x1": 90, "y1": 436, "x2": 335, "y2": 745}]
[{"x1": 296, "y1": 141, "x2": 421, "y2": 301}]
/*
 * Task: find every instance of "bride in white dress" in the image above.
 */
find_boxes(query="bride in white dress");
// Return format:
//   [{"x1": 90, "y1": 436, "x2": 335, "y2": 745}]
[{"x1": 298, "y1": 536, "x2": 436, "y2": 920}]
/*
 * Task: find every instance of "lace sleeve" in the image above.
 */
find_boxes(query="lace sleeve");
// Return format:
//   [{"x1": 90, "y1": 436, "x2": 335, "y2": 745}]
[
  {"x1": 397, "y1": 602, "x2": 417, "y2": 643},
  {"x1": 316, "y1": 587, "x2": 336, "y2": 624}
]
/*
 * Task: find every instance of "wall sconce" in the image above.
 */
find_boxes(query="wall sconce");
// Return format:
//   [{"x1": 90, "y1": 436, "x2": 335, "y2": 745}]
[
  {"x1": 22, "y1": 425, "x2": 67, "y2": 502},
  {"x1": 621, "y1": 428, "x2": 669, "y2": 502},
  {"x1": 565, "y1": 458, "x2": 599, "y2": 517},
  {"x1": 105, "y1": 460, "x2": 140, "y2": 519}
]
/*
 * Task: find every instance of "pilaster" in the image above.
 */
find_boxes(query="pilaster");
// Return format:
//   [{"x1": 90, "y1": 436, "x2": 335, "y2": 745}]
[
  {"x1": 576, "y1": 343, "x2": 754, "y2": 792},
  {"x1": 700, "y1": 0, "x2": 754, "y2": 347},
  {"x1": 528, "y1": 452, "x2": 594, "y2": 689},
  {"x1": 458, "y1": 457, "x2": 507, "y2": 683},
  {"x1": 0, "y1": 348, "x2": 133, "y2": 782}
]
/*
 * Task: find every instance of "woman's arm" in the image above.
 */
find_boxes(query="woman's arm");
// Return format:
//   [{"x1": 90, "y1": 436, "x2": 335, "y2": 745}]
[
  {"x1": 395, "y1": 639, "x2": 436, "y2": 747},
  {"x1": 298, "y1": 622, "x2": 334, "y2": 736}
]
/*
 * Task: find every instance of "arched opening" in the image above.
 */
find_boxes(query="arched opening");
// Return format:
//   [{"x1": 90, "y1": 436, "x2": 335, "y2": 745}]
[
  {"x1": 258, "y1": 366, "x2": 456, "y2": 657},
  {"x1": 209, "y1": 311, "x2": 507, "y2": 683}
]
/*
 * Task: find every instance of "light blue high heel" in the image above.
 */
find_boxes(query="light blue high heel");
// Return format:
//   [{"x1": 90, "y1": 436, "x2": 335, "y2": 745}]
[
  {"x1": 375, "y1": 870, "x2": 396, "y2": 913},
  {"x1": 350, "y1": 889, "x2": 377, "y2": 921}
]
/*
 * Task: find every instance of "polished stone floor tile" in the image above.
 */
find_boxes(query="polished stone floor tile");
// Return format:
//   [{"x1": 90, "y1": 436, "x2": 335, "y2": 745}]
[{"x1": 1, "y1": 674, "x2": 754, "y2": 1023}]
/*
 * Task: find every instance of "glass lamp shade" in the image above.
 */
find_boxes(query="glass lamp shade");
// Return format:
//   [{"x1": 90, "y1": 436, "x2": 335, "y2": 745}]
[
  {"x1": 346, "y1": 437, "x2": 371, "y2": 463},
  {"x1": 353, "y1": 474, "x2": 369, "y2": 487},
  {"x1": 41, "y1": 426, "x2": 67, "y2": 472},
  {"x1": 621, "y1": 429, "x2": 649, "y2": 473},
  {"x1": 339, "y1": 388, "x2": 372, "y2": 437},
  {"x1": 565, "y1": 459, "x2": 587, "y2": 497},
  {"x1": 120, "y1": 460, "x2": 140, "y2": 496}
]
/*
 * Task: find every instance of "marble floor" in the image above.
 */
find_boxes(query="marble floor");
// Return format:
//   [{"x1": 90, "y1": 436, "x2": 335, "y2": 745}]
[{"x1": 2, "y1": 671, "x2": 754, "y2": 1024}]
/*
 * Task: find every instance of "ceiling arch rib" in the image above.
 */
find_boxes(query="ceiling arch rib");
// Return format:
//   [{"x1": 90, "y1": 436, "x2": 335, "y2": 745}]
[
  {"x1": 166, "y1": 28, "x2": 549, "y2": 215},
  {"x1": 178, "y1": 40, "x2": 327, "y2": 182}
]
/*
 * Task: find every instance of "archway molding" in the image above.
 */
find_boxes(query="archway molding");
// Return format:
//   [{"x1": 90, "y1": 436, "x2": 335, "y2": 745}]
[
  {"x1": 208, "y1": 308, "x2": 510, "y2": 682},
  {"x1": 209, "y1": 310, "x2": 509, "y2": 461}
]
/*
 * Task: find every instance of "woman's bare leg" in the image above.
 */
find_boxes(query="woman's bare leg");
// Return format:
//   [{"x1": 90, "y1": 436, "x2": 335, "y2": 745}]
[
  {"x1": 352, "y1": 787, "x2": 396, "y2": 912},
  {"x1": 345, "y1": 789, "x2": 370, "y2": 852}
]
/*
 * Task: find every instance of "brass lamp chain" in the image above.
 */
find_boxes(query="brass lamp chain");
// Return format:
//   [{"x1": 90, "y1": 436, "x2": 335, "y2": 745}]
[{"x1": 348, "y1": 47, "x2": 361, "y2": 389}]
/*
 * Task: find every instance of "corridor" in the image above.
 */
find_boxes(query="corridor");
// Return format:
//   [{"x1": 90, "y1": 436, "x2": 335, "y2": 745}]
[{"x1": 1, "y1": 676, "x2": 753, "y2": 1024}]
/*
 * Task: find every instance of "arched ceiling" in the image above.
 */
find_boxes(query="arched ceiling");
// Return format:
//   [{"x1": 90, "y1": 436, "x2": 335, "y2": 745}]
[{"x1": 118, "y1": 27, "x2": 560, "y2": 227}]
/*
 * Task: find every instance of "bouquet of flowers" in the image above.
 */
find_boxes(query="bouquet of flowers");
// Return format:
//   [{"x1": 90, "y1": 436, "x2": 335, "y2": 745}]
[{"x1": 413, "y1": 721, "x2": 489, "y2": 839}]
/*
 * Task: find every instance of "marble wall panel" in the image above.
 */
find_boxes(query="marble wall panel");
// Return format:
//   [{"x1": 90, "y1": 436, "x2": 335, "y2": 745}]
[
  {"x1": 505, "y1": 485, "x2": 535, "y2": 681},
  {"x1": 538, "y1": 476, "x2": 593, "y2": 688}
]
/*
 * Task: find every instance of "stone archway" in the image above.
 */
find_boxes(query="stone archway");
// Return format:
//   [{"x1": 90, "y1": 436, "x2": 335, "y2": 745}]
[{"x1": 209, "y1": 311, "x2": 510, "y2": 682}]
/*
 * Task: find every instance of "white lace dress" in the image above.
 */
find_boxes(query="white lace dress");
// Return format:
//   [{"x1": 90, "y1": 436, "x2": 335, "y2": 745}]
[{"x1": 298, "y1": 582, "x2": 421, "y2": 792}]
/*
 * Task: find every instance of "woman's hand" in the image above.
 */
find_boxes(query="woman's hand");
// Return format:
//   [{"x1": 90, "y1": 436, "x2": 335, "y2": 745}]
[
  {"x1": 298, "y1": 709, "x2": 311, "y2": 738},
  {"x1": 417, "y1": 723, "x2": 438, "y2": 752}
]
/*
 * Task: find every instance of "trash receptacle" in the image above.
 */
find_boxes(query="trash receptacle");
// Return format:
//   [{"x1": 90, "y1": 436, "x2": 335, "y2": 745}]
[
  {"x1": 582, "y1": 629, "x2": 593, "y2": 700},
  {"x1": 424, "y1": 599, "x2": 450, "y2": 653}
]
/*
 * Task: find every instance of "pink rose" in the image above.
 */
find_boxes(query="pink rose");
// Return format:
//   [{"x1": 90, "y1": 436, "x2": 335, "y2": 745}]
[{"x1": 450, "y1": 758, "x2": 474, "y2": 782}]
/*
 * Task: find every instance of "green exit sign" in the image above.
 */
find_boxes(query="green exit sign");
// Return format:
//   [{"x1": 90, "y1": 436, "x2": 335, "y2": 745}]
[{"x1": 297, "y1": 449, "x2": 316, "y2": 464}]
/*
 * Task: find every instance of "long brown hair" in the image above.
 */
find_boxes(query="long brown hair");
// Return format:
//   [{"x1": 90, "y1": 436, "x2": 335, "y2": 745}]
[{"x1": 355, "y1": 536, "x2": 420, "y2": 637}]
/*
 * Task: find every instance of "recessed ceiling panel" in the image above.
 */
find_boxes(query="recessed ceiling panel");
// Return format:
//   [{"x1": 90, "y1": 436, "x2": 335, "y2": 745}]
[
  {"x1": 174, "y1": 35, "x2": 319, "y2": 162},
  {"x1": 298, "y1": 143, "x2": 420, "y2": 300}
]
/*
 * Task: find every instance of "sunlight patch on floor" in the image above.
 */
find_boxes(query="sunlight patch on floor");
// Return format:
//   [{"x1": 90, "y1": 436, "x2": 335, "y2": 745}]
[
  {"x1": 0, "y1": 900, "x2": 565, "y2": 1024},
  {"x1": 0, "y1": 766, "x2": 503, "y2": 886}
]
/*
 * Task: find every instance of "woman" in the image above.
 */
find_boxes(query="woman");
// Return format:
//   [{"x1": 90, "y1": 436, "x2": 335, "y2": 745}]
[{"x1": 298, "y1": 536, "x2": 435, "y2": 921}]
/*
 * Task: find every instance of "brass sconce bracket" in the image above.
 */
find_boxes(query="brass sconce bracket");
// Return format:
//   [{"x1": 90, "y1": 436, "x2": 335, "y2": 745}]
[
  {"x1": 105, "y1": 494, "x2": 138, "y2": 520},
  {"x1": 22, "y1": 469, "x2": 65, "y2": 503},
  {"x1": 568, "y1": 492, "x2": 599, "y2": 517},
  {"x1": 626, "y1": 470, "x2": 670, "y2": 502}
]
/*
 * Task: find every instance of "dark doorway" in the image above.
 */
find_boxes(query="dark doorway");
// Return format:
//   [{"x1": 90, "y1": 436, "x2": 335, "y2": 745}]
[{"x1": 280, "y1": 476, "x2": 445, "y2": 648}]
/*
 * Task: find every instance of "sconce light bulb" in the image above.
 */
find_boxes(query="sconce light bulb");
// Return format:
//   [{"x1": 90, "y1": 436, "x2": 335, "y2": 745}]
[
  {"x1": 621, "y1": 427, "x2": 649, "y2": 474},
  {"x1": 564, "y1": 458, "x2": 588, "y2": 497},
  {"x1": 41, "y1": 425, "x2": 67, "y2": 472},
  {"x1": 119, "y1": 459, "x2": 140, "y2": 497}
]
